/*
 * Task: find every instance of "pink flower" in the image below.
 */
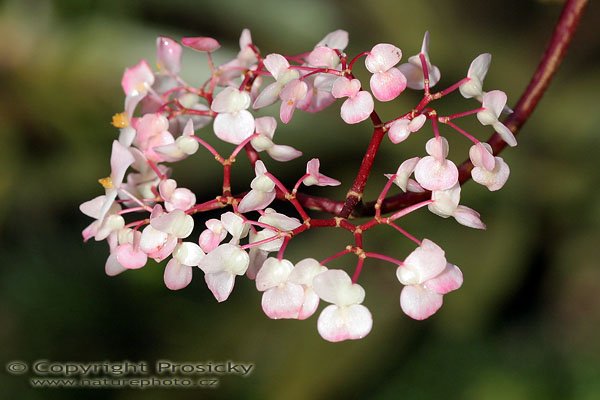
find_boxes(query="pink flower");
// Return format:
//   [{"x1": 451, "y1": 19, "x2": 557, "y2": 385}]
[
  {"x1": 428, "y1": 183, "x2": 486, "y2": 229},
  {"x1": 385, "y1": 157, "x2": 421, "y2": 192},
  {"x1": 396, "y1": 239, "x2": 463, "y2": 320},
  {"x1": 279, "y1": 79, "x2": 308, "y2": 124},
  {"x1": 163, "y1": 242, "x2": 204, "y2": 290},
  {"x1": 153, "y1": 120, "x2": 199, "y2": 162},
  {"x1": 253, "y1": 54, "x2": 301, "y2": 109},
  {"x1": 398, "y1": 32, "x2": 441, "y2": 90},
  {"x1": 459, "y1": 53, "x2": 491, "y2": 100},
  {"x1": 156, "y1": 36, "x2": 182, "y2": 74},
  {"x1": 80, "y1": 140, "x2": 134, "y2": 239},
  {"x1": 198, "y1": 243, "x2": 249, "y2": 302},
  {"x1": 198, "y1": 219, "x2": 227, "y2": 253},
  {"x1": 313, "y1": 269, "x2": 373, "y2": 342},
  {"x1": 315, "y1": 29, "x2": 349, "y2": 51},
  {"x1": 251, "y1": 117, "x2": 302, "y2": 162},
  {"x1": 477, "y1": 91, "x2": 517, "y2": 147},
  {"x1": 211, "y1": 87, "x2": 255, "y2": 144},
  {"x1": 469, "y1": 143, "x2": 510, "y2": 191},
  {"x1": 113, "y1": 229, "x2": 148, "y2": 270},
  {"x1": 288, "y1": 258, "x2": 327, "y2": 320},
  {"x1": 302, "y1": 158, "x2": 341, "y2": 187},
  {"x1": 133, "y1": 113, "x2": 176, "y2": 162},
  {"x1": 215, "y1": 29, "x2": 258, "y2": 86},
  {"x1": 237, "y1": 161, "x2": 276, "y2": 213},
  {"x1": 256, "y1": 258, "x2": 305, "y2": 319},
  {"x1": 387, "y1": 114, "x2": 427, "y2": 144},
  {"x1": 249, "y1": 208, "x2": 301, "y2": 252},
  {"x1": 331, "y1": 77, "x2": 374, "y2": 124},
  {"x1": 414, "y1": 136, "x2": 459, "y2": 191},
  {"x1": 140, "y1": 205, "x2": 194, "y2": 262},
  {"x1": 121, "y1": 60, "x2": 155, "y2": 117},
  {"x1": 295, "y1": 74, "x2": 337, "y2": 113},
  {"x1": 158, "y1": 179, "x2": 196, "y2": 212},
  {"x1": 181, "y1": 36, "x2": 221, "y2": 52},
  {"x1": 365, "y1": 43, "x2": 407, "y2": 101}
]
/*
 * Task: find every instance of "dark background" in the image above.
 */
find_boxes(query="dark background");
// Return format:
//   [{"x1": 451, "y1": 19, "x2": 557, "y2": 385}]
[{"x1": 1, "y1": 0, "x2": 599, "y2": 398}]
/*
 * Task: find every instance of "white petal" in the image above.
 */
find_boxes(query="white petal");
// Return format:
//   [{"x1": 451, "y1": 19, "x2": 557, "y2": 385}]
[
  {"x1": 173, "y1": 242, "x2": 204, "y2": 266},
  {"x1": 397, "y1": 239, "x2": 447, "y2": 285},
  {"x1": 204, "y1": 271, "x2": 235, "y2": 302},
  {"x1": 199, "y1": 243, "x2": 249, "y2": 275},
  {"x1": 313, "y1": 269, "x2": 365, "y2": 306},
  {"x1": 424, "y1": 263, "x2": 463, "y2": 294},
  {"x1": 163, "y1": 259, "x2": 193, "y2": 290},
  {"x1": 213, "y1": 110, "x2": 255, "y2": 145},
  {"x1": 261, "y1": 283, "x2": 305, "y2": 319},
  {"x1": 340, "y1": 91, "x2": 374, "y2": 124},
  {"x1": 255, "y1": 258, "x2": 294, "y2": 291},
  {"x1": 317, "y1": 304, "x2": 373, "y2": 342},
  {"x1": 400, "y1": 285, "x2": 443, "y2": 320},
  {"x1": 237, "y1": 189, "x2": 276, "y2": 213}
]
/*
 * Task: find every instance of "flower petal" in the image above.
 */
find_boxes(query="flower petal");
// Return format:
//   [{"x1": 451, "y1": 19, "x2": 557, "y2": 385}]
[
  {"x1": 317, "y1": 304, "x2": 373, "y2": 342},
  {"x1": 340, "y1": 91, "x2": 374, "y2": 124},
  {"x1": 163, "y1": 259, "x2": 193, "y2": 290},
  {"x1": 400, "y1": 285, "x2": 443, "y2": 320}
]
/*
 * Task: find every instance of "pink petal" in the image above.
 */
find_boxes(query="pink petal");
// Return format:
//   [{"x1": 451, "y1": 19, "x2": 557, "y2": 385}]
[
  {"x1": 331, "y1": 77, "x2": 360, "y2": 99},
  {"x1": 400, "y1": 285, "x2": 443, "y2": 320},
  {"x1": 453, "y1": 205, "x2": 486, "y2": 229},
  {"x1": 254, "y1": 116, "x2": 277, "y2": 139},
  {"x1": 181, "y1": 36, "x2": 221, "y2": 52},
  {"x1": 163, "y1": 259, "x2": 193, "y2": 290},
  {"x1": 213, "y1": 110, "x2": 255, "y2": 144},
  {"x1": 261, "y1": 283, "x2": 305, "y2": 319},
  {"x1": 413, "y1": 156, "x2": 459, "y2": 191},
  {"x1": 340, "y1": 91, "x2": 374, "y2": 124},
  {"x1": 493, "y1": 122, "x2": 517, "y2": 147},
  {"x1": 105, "y1": 253, "x2": 127, "y2": 277},
  {"x1": 424, "y1": 263, "x2": 463, "y2": 294},
  {"x1": 365, "y1": 43, "x2": 402, "y2": 73},
  {"x1": 306, "y1": 46, "x2": 339, "y2": 68},
  {"x1": 237, "y1": 189, "x2": 276, "y2": 213},
  {"x1": 460, "y1": 53, "x2": 491, "y2": 99},
  {"x1": 80, "y1": 195, "x2": 106, "y2": 220},
  {"x1": 481, "y1": 90, "x2": 507, "y2": 119},
  {"x1": 252, "y1": 82, "x2": 281, "y2": 109},
  {"x1": 156, "y1": 36, "x2": 182, "y2": 74},
  {"x1": 370, "y1": 68, "x2": 407, "y2": 102},
  {"x1": 267, "y1": 144, "x2": 302, "y2": 162},
  {"x1": 312, "y1": 269, "x2": 365, "y2": 306},
  {"x1": 317, "y1": 304, "x2": 373, "y2": 342},
  {"x1": 121, "y1": 60, "x2": 154, "y2": 96},
  {"x1": 472, "y1": 156, "x2": 510, "y2": 191},
  {"x1": 469, "y1": 143, "x2": 496, "y2": 171},
  {"x1": 388, "y1": 119, "x2": 411, "y2": 144},
  {"x1": 316, "y1": 30, "x2": 349, "y2": 50},
  {"x1": 279, "y1": 80, "x2": 308, "y2": 124},
  {"x1": 110, "y1": 140, "x2": 135, "y2": 186},
  {"x1": 199, "y1": 243, "x2": 249, "y2": 275},
  {"x1": 115, "y1": 243, "x2": 148, "y2": 270},
  {"x1": 263, "y1": 53, "x2": 290, "y2": 81},
  {"x1": 297, "y1": 289, "x2": 320, "y2": 320},
  {"x1": 397, "y1": 239, "x2": 447, "y2": 285},
  {"x1": 204, "y1": 271, "x2": 235, "y2": 302},
  {"x1": 425, "y1": 136, "x2": 449, "y2": 160},
  {"x1": 255, "y1": 258, "x2": 294, "y2": 291}
]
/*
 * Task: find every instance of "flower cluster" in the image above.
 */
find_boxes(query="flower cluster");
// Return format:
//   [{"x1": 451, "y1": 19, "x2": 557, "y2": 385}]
[{"x1": 81, "y1": 29, "x2": 516, "y2": 342}]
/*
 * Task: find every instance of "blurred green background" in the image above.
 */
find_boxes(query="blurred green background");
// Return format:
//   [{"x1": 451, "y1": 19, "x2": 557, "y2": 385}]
[{"x1": 1, "y1": 0, "x2": 599, "y2": 399}]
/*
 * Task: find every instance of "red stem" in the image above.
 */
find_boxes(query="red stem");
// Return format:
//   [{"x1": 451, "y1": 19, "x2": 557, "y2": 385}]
[{"x1": 297, "y1": 0, "x2": 588, "y2": 217}]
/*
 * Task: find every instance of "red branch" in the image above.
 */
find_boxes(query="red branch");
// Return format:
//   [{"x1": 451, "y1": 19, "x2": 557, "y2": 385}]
[{"x1": 297, "y1": 0, "x2": 588, "y2": 217}]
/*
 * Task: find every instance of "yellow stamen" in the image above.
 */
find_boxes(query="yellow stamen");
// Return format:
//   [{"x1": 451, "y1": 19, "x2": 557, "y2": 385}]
[
  {"x1": 98, "y1": 177, "x2": 113, "y2": 189},
  {"x1": 111, "y1": 112, "x2": 129, "y2": 128}
]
